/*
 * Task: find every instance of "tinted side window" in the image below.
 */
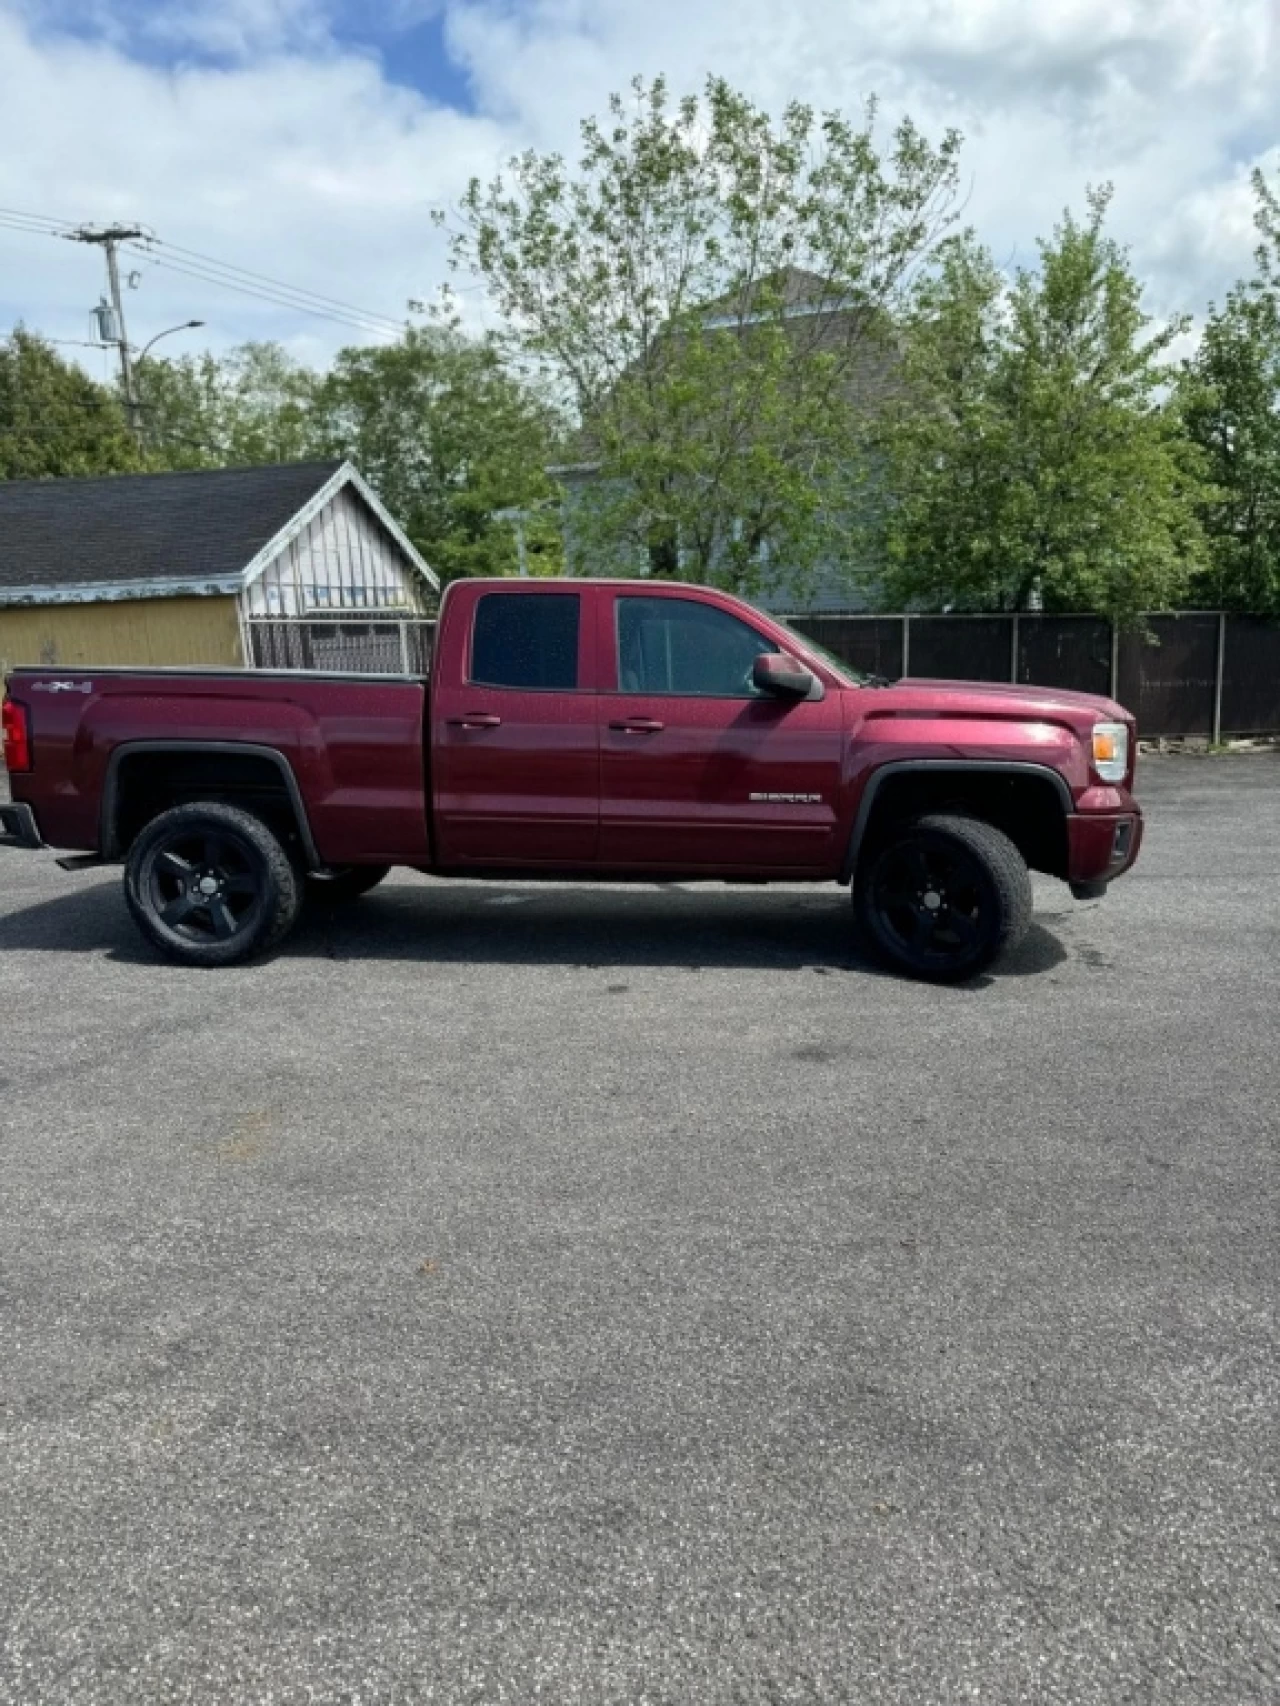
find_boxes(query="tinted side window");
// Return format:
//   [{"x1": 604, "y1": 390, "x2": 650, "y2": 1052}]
[
  {"x1": 617, "y1": 596, "x2": 778, "y2": 696},
  {"x1": 471, "y1": 593, "x2": 580, "y2": 690}
]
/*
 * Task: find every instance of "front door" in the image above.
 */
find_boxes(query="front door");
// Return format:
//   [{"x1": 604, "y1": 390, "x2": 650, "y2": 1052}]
[
  {"x1": 597, "y1": 591, "x2": 845, "y2": 872},
  {"x1": 432, "y1": 587, "x2": 599, "y2": 866}
]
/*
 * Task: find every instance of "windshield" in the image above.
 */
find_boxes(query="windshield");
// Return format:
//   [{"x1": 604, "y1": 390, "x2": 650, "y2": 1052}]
[{"x1": 779, "y1": 620, "x2": 877, "y2": 687}]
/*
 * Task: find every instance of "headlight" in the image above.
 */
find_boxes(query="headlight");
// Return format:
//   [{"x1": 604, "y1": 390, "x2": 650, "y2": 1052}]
[{"x1": 1092, "y1": 721, "x2": 1129, "y2": 782}]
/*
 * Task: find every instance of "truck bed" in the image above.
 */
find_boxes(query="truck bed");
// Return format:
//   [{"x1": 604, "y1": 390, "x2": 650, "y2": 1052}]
[{"x1": 4, "y1": 666, "x2": 433, "y2": 867}]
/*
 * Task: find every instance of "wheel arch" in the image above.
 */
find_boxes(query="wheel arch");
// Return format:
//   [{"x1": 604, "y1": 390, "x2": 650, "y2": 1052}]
[
  {"x1": 841, "y1": 760, "x2": 1074, "y2": 885},
  {"x1": 101, "y1": 741, "x2": 321, "y2": 869}
]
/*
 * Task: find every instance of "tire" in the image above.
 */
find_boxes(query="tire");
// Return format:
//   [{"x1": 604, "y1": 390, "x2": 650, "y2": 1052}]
[
  {"x1": 855, "y1": 811, "x2": 1032, "y2": 982},
  {"x1": 305, "y1": 864, "x2": 391, "y2": 905},
  {"x1": 124, "y1": 801, "x2": 303, "y2": 967}
]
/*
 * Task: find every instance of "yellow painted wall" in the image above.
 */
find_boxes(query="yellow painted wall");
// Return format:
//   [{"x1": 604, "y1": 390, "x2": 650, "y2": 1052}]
[{"x1": 0, "y1": 595, "x2": 244, "y2": 673}]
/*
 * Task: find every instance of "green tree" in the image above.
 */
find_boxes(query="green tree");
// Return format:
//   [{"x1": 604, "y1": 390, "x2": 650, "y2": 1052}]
[
  {"x1": 1253, "y1": 166, "x2": 1280, "y2": 292},
  {"x1": 1179, "y1": 170, "x2": 1280, "y2": 611},
  {"x1": 441, "y1": 75, "x2": 961, "y2": 597},
  {"x1": 138, "y1": 327, "x2": 559, "y2": 582},
  {"x1": 310, "y1": 324, "x2": 563, "y2": 582},
  {"x1": 0, "y1": 328, "x2": 140, "y2": 479},
  {"x1": 870, "y1": 190, "x2": 1208, "y2": 620},
  {"x1": 138, "y1": 341, "x2": 319, "y2": 467}
]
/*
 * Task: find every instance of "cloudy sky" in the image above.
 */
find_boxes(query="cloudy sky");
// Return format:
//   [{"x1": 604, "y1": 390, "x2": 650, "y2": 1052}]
[{"x1": 1, "y1": 0, "x2": 1276, "y2": 377}]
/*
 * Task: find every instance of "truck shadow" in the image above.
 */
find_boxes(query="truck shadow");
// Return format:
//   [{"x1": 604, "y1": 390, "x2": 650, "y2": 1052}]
[{"x1": 0, "y1": 871, "x2": 1067, "y2": 981}]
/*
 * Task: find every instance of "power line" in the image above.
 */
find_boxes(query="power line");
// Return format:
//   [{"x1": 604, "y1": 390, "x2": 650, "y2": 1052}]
[
  {"x1": 0, "y1": 205, "x2": 78, "y2": 231},
  {"x1": 150, "y1": 237, "x2": 408, "y2": 331},
  {"x1": 0, "y1": 202, "x2": 408, "y2": 340},
  {"x1": 0, "y1": 214, "x2": 75, "y2": 240},
  {"x1": 136, "y1": 240, "x2": 406, "y2": 332},
  {"x1": 132, "y1": 249, "x2": 402, "y2": 336},
  {"x1": 127, "y1": 248, "x2": 402, "y2": 339}
]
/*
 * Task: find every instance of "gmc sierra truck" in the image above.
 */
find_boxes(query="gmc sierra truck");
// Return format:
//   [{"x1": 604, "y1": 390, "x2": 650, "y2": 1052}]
[{"x1": 1, "y1": 578, "x2": 1142, "y2": 980}]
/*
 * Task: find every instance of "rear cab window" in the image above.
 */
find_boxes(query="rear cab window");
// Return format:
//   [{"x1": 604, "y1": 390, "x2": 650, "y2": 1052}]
[{"x1": 470, "y1": 592, "x2": 581, "y2": 690}]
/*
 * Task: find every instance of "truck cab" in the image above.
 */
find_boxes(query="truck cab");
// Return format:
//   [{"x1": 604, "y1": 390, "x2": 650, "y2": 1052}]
[{"x1": 431, "y1": 579, "x2": 849, "y2": 874}]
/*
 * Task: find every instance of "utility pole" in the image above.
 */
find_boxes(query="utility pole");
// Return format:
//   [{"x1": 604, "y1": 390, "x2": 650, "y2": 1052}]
[{"x1": 70, "y1": 225, "x2": 145, "y2": 442}]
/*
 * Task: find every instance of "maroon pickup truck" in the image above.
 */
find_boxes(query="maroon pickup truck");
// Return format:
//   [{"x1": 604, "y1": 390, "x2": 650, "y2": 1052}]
[{"x1": 1, "y1": 578, "x2": 1142, "y2": 980}]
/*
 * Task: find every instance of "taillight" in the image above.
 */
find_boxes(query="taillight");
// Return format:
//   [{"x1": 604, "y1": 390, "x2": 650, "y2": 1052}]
[{"x1": 2, "y1": 697, "x2": 31, "y2": 773}]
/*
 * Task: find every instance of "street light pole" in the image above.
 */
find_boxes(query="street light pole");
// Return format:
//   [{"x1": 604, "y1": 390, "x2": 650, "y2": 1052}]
[
  {"x1": 134, "y1": 321, "x2": 206, "y2": 369},
  {"x1": 129, "y1": 320, "x2": 205, "y2": 450}
]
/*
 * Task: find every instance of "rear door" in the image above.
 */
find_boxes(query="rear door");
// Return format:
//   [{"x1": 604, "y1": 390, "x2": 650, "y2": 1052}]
[
  {"x1": 597, "y1": 590, "x2": 846, "y2": 872},
  {"x1": 432, "y1": 586, "x2": 600, "y2": 866}
]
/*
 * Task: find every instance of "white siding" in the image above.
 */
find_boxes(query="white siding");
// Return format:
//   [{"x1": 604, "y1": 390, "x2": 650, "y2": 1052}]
[{"x1": 242, "y1": 487, "x2": 430, "y2": 618}]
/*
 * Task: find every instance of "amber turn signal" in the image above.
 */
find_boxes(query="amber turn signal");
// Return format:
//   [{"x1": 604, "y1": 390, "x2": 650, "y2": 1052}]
[{"x1": 1091, "y1": 721, "x2": 1129, "y2": 782}]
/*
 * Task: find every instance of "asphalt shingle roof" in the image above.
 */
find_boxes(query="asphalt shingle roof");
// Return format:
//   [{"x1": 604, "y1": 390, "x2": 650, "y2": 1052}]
[{"x1": 0, "y1": 461, "x2": 345, "y2": 593}]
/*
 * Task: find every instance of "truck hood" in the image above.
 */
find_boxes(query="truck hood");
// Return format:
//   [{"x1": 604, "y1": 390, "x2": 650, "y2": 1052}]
[{"x1": 875, "y1": 677, "x2": 1131, "y2": 730}]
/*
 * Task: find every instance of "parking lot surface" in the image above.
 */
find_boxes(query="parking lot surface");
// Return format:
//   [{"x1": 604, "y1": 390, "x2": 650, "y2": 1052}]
[{"x1": 1, "y1": 757, "x2": 1277, "y2": 1705}]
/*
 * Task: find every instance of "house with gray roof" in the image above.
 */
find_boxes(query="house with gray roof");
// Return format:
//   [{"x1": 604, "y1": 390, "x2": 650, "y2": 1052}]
[
  {"x1": 550, "y1": 267, "x2": 900, "y2": 614},
  {"x1": 0, "y1": 460, "x2": 439, "y2": 675}
]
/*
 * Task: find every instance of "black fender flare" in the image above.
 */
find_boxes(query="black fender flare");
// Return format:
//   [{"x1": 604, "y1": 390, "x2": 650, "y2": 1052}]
[
  {"x1": 100, "y1": 740, "x2": 322, "y2": 868},
  {"x1": 839, "y1": 759, "x2": 1074, "y2": 885}
]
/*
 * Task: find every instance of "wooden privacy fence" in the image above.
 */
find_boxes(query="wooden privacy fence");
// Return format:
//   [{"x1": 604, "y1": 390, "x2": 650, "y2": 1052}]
[{"x1": 783, "y1": 612, "x2": 1280, "y2": 740}]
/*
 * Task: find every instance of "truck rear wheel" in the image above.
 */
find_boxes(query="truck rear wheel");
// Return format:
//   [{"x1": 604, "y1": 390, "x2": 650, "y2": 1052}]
[
  {"x1": 124, "y1": 801, "x2": 303, "y2": 967},
  {"x1": 855, "y1": 812, "x2": 1032, "y2": 982}
]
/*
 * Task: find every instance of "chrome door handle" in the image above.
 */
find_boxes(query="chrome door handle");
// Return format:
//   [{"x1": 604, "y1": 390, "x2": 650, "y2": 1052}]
[
  {"x1": 447, "y1": 713, "x2": 503, "y2": 729},
  {"x1": 609, "y1": 718, "x2": 665, "y2": 734}
]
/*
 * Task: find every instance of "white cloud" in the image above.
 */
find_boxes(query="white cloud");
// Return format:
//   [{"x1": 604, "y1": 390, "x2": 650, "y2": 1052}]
[
  {"x1": 0, "y1": 4, "x2": 505, "y2": 366},
  {"x1": 0, "y1": 0, "x2": 1276, "y2": 377},
  {"x1": 139, "y1": 0, "x2": 330, "y2": 60},
  {"x1": 446, "y1": 0, "x2": 1279, "y2": 318}
]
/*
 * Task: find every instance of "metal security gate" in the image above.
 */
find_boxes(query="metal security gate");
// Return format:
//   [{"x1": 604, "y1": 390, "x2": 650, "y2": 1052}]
[{"x1": 245, "y1": 618, "x2": 435, "y2": 676}]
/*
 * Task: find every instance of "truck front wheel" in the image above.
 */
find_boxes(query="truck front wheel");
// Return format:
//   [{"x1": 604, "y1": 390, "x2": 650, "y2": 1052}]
[
  {"x1": 124, "y1": 801, "x2": 303, "y2": 966},
  {"x1": 855, "y1": 812, "x2": 1032, "y2": 982}
]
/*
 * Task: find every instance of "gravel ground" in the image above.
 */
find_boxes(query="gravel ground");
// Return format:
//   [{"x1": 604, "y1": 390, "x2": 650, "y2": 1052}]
[{"x1": 0, "y1": 757, "x2": 1277, "y2": 1705}]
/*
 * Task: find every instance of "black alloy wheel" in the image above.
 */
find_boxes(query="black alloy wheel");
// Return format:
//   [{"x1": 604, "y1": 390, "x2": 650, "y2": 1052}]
[
  {"x1": 125, "y1": 802, "x2": 303, "y2": 966},
  {"x1": 856, "y1": 812, "x2": 1032, "y2": 982},
  {"x1": 147, "y1": 832, "x2": 262, "y2": 942}
]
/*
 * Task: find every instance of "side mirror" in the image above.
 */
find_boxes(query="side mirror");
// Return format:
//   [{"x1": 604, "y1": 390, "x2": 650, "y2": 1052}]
[{"x1": 753, "y1": 651, "x2": 817, "y2": 700}]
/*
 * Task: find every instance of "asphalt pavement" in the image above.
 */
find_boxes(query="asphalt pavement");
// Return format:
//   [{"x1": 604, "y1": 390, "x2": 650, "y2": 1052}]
[{"x1": 0, "y1": 757, "x2": 1277, "y2": 1705}]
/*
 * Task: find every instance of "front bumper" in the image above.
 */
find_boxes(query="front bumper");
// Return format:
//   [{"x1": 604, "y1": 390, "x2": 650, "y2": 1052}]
[
  {"x1": 1066, "y1": 808, "x2": 1143, "y2": 898},
  {"x1": 0, "y1": 800, "x2": 44, "y2": 850}
]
